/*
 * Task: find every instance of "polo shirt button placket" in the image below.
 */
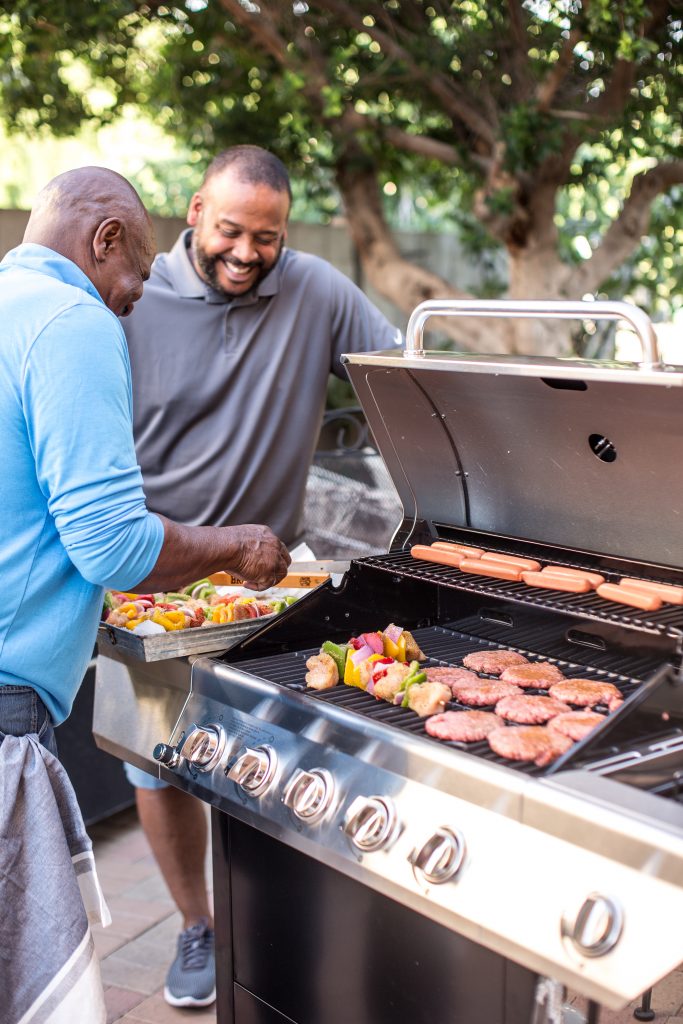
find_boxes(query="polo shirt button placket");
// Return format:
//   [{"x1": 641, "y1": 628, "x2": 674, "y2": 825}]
[{"x1": 224, "y1": 310, "x2": 234, "y2": 353}]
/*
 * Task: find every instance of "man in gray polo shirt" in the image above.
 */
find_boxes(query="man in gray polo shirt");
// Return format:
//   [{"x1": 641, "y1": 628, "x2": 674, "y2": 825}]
[{"x1": 121, "y1": 145, "x2": 401, "y2": 1008}]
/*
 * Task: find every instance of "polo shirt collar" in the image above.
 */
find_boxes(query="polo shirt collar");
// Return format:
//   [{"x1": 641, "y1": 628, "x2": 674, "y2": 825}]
[
  {"x1": 165, "y1": 228, "x2": 285, "y2": 305},
  {"x1": 2, "y1": 243, "x2": 107, "y2": 307}
]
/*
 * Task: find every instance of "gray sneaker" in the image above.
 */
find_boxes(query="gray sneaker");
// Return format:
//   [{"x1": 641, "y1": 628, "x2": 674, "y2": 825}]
[{"x1": 163, "y1": 918, "x2": 216, "y2": 1008}]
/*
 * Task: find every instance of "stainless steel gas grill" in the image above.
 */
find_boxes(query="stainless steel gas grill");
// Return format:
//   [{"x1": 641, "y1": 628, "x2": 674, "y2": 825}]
[{"x1": 94, "y1": 300, "x2": 683, "y2": 1024}]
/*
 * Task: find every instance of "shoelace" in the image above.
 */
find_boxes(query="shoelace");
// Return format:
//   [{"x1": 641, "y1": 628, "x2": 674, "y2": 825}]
[{"x1": 180, "y1": 922, "x2": 212, "y2": 971}]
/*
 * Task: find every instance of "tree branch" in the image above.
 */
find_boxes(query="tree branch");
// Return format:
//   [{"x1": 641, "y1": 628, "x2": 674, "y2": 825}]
[
  {"x1": 335, "y1": 148, "x2": 510, "y2": 352},
  {"x1": 312, "y1": 0, "x2": 497, "y2": 151},
  {"x1": 217, "y1": 0, "x2": 289, "y2": 63},
  {"x1": 566, "y1": 160, "x2": 683, "y2": 294},
  {"x1": 536, "y1": 27, "x2": 582, "y2": 113},
  {"x1": 505, "y1": 0, "x2": 535, "y2": 100}
]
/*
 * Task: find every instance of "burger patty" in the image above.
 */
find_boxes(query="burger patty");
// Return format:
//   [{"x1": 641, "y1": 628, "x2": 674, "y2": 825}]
[
  {"x1": 548, "y1": 679, "x2": 624, "y2": 711},
  {"x1": 452, "y1": 679, "x2": 522, "y2": 706},
  {"x1": 547, "y1": 710, "x2": 607, "y2": 741},
  {"x1": 462, "y1": 649, "x2": 529, "y2": 675},
  {"x1": 425, "y1": 710, "x2": 504, "y2": 742},
  {"x1": 500, "y1": 662, "x2": 565, "y2": 687},
  {"x1": 494, "y1": 694, "x2": 571, "y2": 724},
  {"x1": 425, "y1": 665, "x2": 480, "y2": 693},
  {"x1": 488, "y1": 725, "x2": 573, "y2": 767}
]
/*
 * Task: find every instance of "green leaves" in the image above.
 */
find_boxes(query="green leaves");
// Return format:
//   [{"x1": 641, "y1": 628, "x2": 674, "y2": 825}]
[{"x1": 1, "y1": 0, "x2": 681, "y2": 320}]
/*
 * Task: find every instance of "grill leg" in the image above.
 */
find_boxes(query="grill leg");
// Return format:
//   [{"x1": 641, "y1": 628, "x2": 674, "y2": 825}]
[
  {"x1": 585, "y1": 1001, "x2": 601, "y2": 1024},
  {"x1": 633, "y1": 989, "x2": 655, "y2": 1021}
]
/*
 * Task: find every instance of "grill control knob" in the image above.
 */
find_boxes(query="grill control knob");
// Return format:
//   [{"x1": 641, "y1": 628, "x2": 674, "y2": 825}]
[
  {"x1": 410, "y1": 827, "x2": 466, "y2": 885},
  {"x1": 227, "y1": 745, "x2": 277, "y2": 796},
  {"x1": 561, "y1": 893, "x2": 623, "y2": 958},
  {"x1": 283, "y1": 768, "x2": 335, "y2": 823},
  {"x1": 343, "y1": 796, "x2": 400, "y2": 852},
  {"x1": 153, "y1": 742, "x2": 180, "y2": 769},
  {"x1": 179, "y1": 724, "x2": 226, "y2": 771}
]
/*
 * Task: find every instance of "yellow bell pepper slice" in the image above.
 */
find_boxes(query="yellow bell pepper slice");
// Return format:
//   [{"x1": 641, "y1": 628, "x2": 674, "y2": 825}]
[
  {"x1": 344, "y1": 652, "x2": 363, "y2": 688},
  {"x1": 383, "y1": 635, "x2": 407, "y2": 662}
]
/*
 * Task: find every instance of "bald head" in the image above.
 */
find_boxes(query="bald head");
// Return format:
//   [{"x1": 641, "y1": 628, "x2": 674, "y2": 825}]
[{"x1": 24, "y1": 167, "x2": 156, "y2": 317}]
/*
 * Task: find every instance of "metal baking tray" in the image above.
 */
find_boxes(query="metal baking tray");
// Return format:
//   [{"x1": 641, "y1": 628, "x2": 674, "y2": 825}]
[{"x1": 97, "y1": 614, "x2": 275, "y2": 663}]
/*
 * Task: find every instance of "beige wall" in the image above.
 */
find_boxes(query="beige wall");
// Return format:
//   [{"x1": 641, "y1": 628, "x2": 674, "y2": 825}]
[{"x1": 0, "y1": 208, "x2": 487, "y2": 331}]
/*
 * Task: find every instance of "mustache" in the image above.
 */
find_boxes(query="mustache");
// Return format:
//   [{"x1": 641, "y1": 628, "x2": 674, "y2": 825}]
[{"x1": 219, "y1": 254, "x2": 263, "y2": 270}]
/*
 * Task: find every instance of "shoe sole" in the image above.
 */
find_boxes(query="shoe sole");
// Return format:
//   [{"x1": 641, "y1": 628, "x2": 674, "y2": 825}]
[{"x1": 163, "y1": 985, "x2": 216, "y2": 1008}]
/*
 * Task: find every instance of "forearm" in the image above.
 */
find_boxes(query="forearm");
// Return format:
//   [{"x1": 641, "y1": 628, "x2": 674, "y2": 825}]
[{"x1": 133, "y1": 515, "x2": 290, "y2": 593}]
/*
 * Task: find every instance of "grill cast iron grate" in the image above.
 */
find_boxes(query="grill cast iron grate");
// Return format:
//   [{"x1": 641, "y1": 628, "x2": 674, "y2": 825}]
[{"x1": 233, "y1": 625, "x2": 644, "y2": 777}]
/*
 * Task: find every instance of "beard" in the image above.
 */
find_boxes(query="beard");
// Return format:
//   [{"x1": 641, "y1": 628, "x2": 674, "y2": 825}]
[{"x1": 191, "y1": 234, "x2": 284, "y2": 298}]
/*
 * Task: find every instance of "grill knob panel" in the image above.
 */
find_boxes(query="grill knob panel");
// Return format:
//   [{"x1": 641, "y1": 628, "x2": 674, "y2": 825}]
[
  {"x1": 343, "y1": 796, "x2": 399, "y2": 852},
  {"x1": 152, "y1": 742, "x2": 180, "y2": 769},
  {"x1": 179, "y1": 724, "x2": 226, "y2": 771},
  {"x1": 227, "y1": 745, "x2": 277, "y2": 796},
  {"x1": 562, "y1": 893, "x2": 623, "y2": 957},
  {"x1": 410, "y1": 827, "x2": 466, "y2": 885},
  {"x1": 283, "y1": 768, "x2": 335, "y2": 823}
]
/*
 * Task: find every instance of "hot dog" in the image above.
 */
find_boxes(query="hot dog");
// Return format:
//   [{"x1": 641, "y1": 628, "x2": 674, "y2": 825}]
[
  {"x1": 459, "y1": 558, "x2": 523, "y2": 582},
  {"x1": 410, "y1": 545, "x2": 466, "y2": 569},
  {"x1": 541, "y1": 566, "x2": 606, "y2": 588},
  {"x1": 617, "y1": 578, "x2": 683, "y2": 605},
  {"x1": 522, "y1": 571, "x2": 591, "y2": 594},
  {"x1": 481, "y1": 552, "x2": 542, "y2": 573},
  {"x1": 431, "y1": 542, "x2": 485, "y2": 558},
  {"x1": 596, "y1": 583, "x2": 662, "y2": 612}
]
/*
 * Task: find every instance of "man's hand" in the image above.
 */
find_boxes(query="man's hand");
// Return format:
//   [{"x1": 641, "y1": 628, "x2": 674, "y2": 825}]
[
  {"x1": 133, "y1": 517, "x2": 291, "y2": 593},
  {"x1": 225, "y1": 524, "x2": 291, "y2": 591}
]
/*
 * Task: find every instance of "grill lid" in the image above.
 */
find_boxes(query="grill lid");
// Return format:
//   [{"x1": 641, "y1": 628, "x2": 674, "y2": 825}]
[{"x1": 344, "y1": 300, "x2": 683, "y2": 569}]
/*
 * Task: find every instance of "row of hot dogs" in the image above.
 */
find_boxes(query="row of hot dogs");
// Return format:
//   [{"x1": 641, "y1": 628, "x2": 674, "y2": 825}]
[{"x1": 411, "y1": 541, "x2": 683, "y2": 612}]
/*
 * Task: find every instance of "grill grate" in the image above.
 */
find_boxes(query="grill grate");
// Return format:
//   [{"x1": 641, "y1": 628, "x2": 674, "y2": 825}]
[
  {"x1": 363, "y1": 550, "x2": 683, "y2": 637},
  {"x1": 233, "y1": 625, "x2": 645, "y2": 776}
]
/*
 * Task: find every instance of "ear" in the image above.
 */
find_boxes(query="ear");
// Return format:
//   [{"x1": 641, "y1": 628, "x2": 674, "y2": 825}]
[
  {"x1": 187, "y1": 193, "x2": 203, "y2": 228},
  {"x1": 93, "y1": 218, "x2": 123, "y2": 263}
]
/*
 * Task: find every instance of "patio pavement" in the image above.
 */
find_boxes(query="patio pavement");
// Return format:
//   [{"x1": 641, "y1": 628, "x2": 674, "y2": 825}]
[
  {"x1": 91, "y1": 806, "x2": 683, "y2": 1024},
  {"x1": 91, "y1": 806, "x2": 215, "y2": 1024}
]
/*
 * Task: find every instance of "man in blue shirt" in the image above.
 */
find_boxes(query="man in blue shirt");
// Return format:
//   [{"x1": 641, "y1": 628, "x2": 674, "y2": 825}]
[{"x1": 0, "y1": 166, "x2": 289, "y2": 749}]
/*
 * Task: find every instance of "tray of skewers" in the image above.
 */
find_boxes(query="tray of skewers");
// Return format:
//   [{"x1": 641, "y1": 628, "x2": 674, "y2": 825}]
[{"x1": 97, "y1": 577, "x2": 300, "y2": 662}]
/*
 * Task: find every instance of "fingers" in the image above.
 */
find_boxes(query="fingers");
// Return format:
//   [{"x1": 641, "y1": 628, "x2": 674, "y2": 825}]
[{"x1": 237, "y1": 528, "x2": 291, "y2": 592}]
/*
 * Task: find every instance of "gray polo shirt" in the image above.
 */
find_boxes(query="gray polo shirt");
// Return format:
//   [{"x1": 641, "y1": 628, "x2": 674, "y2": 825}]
[{"x1": 123, "y1": 230, "x2": 400, "y2": 544}]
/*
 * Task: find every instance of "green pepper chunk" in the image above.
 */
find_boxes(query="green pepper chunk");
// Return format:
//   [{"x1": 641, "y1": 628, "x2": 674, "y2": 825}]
[
  {"x1": 321, "y1": 641, "x2": 349, "y2": 678},
  {"x1": 400, "y1": 662, "x2": 428, "y2": 707}
]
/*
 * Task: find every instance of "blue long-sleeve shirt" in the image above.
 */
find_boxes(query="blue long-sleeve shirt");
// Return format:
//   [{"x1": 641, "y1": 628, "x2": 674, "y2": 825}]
[{"x1": 0, "y1": 245, "x2": 164, "y2": 724}]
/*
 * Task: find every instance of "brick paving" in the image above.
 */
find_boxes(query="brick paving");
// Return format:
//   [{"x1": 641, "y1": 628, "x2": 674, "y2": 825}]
[
  {"x1": 91, "y1": 807, "x2": 683, "y2": 1024},
  {"x1": 91, "y1": 807, "x2": 216, "y2": 1024}
]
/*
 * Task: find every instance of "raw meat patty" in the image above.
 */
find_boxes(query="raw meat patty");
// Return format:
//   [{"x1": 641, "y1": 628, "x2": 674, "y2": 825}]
[
  {"x1": 462, "y1": 649, "x2": 529, "y2": 675},
  {"x1": 547, "y1": 710, "x2": 606, "y2": 741},
  {"x1": 548, "y1": 679, "x2": 624, "y2": 711},
  {"x1": 488, "y1": 726, "x2": 573, "y2": 767},
  {"x1": 452, "y1": 679, "x2": 522, "y2": 706},
  {"x1": 425, "y1": 666, "x2": 480, "y2": 693},
  {"x1": 500, "y1": 662, "x2": 565, "y2": 687},
  {"x1": 494, "y1": 694, "x2": 571, "y2": 724},
  {"x1": 425, "y1": 710, "x2": 504, "y2": 742}
]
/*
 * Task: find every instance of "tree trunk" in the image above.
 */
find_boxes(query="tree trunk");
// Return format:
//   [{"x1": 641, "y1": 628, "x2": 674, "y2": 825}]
[
  {"x1": 335, "y1": 152, "x2": 586, "y2": 357},
  {"x1": 335, "y1": 155, "x2": 516, "y2": 354},
  {"x1": 505, "y1": 248, "x2": 576, "y2": 356}
]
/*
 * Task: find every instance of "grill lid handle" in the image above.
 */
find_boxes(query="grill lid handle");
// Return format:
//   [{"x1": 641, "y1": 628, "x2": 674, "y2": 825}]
[{"x1": 405, "y1": 299, "x2": 660, "y2": 369}]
